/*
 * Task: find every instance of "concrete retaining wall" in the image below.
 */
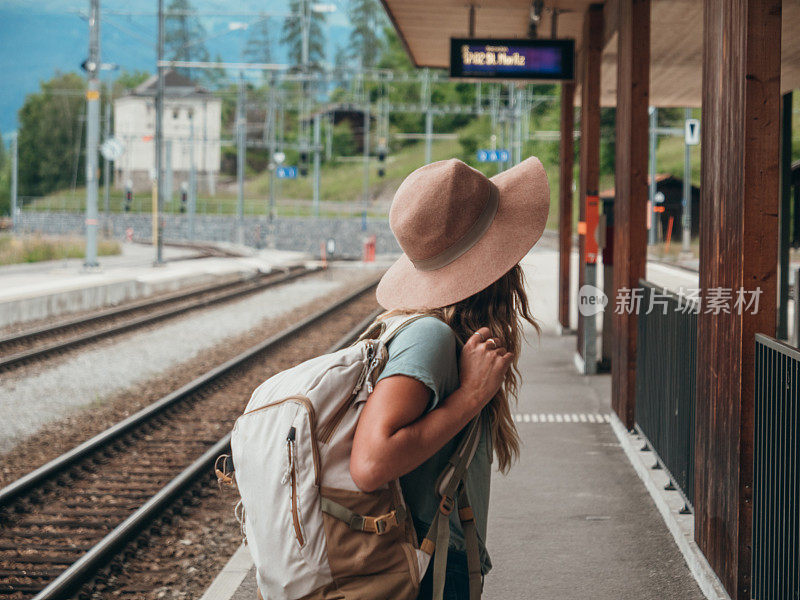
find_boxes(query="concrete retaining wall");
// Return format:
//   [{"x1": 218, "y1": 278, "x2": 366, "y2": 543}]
[{"x1": 16, "y1": 211, "x2": 401, "y2": 258}]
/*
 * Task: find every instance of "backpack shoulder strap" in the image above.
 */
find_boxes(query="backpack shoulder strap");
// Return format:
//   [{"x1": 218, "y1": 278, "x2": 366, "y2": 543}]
[
  {"x1": 435, "y1": 415, "x2": 482, "y2": 497},
  {"x1": 354, "y1": 313, "x2": 426, "y2": 345},
  {"x1": 372, "y1": 313, "x2": 466, "y2": 349},
  {"x1": 458, "y1": 483, "x2": 483, "y2": 600},
  {"x1": 379, "y1": 313, "x2": 428, "y2": 345},
  {"x1": 420, "y1": 414, "x2": 485, "y2": 600}
]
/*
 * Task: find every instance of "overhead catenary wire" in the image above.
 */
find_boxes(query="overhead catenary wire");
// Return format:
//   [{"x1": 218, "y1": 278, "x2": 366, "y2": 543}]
[{"x1": 14, "y1": 5, "x2": 568, "y2": 229}]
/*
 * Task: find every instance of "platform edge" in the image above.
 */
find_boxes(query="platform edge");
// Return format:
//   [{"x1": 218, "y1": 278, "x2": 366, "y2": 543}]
[
  {"x1": 198, "y1": 543, "x2": 254, "y2": 600},
  {"x1": 609, "y1": 413, "x2": 730, "y2": 600}
]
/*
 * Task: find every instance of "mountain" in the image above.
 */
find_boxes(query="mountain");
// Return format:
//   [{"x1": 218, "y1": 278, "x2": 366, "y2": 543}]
[{"x1": 0, "y1": 0, "x2": 353, "y2": 137}]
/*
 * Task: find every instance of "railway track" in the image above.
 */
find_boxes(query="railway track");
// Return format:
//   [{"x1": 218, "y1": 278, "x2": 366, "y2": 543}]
[
  {"x1": 0, "y1": 265, "x2": 320, "y2": 371},
  {"x1": 0, "y1": 278, "x2": 382, "y2": 600}
]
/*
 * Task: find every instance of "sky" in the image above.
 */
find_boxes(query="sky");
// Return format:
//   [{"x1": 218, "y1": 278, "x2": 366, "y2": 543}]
[{"x1": 0, "y1": 0, "x2": 354, "y2": 137}]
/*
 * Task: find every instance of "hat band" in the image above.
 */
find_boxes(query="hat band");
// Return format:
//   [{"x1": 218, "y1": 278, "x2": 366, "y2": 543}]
[{"x1": 410, "y1": 184, "x2": 499, "y2": 272}]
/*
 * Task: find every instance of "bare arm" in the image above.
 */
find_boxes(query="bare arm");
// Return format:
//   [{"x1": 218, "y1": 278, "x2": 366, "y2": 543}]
[{"x1": 350, "y1": 326, "x2": 513, "y2": 492}]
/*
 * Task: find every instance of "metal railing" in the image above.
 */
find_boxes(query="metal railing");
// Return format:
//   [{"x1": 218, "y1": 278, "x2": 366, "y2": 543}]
[
  {"x1": 752, "y1": 334, "x2": 800, "y2": 599},
  {"x1": 634, "y1": 280, "x2": 698, "y2": 509}
]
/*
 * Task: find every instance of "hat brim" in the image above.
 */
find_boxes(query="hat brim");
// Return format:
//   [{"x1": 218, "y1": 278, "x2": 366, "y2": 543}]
[{"x1": 376, "y1": 156, "x2": 550, "y2": 310}]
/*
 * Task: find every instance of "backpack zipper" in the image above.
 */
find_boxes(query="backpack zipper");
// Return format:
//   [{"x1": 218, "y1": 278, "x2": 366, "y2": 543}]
[
  {"x1": 317, "y1": 389, "x2": 359, "y2": 444},
  {"x1": 240, "y1": 395, "x2": 321, "y2": 486},
  {"x1": 285, "y1": 426, "x2": 305, "y2": 547},
  {"x1": 317, "y1": 344, "x2": 378, "y2": 444}
]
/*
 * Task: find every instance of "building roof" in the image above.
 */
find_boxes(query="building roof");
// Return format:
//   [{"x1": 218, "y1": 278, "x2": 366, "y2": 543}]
[
  {"x1": 130, "y1": 70, "x2": 212, "y2": 98},
  {"x1": 378, "y1": 0, "x2": 800, "y2": 108}
]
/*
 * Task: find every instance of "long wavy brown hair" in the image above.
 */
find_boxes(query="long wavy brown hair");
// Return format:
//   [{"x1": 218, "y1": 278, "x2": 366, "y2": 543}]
[{"x1": 379, "y1": 264, "x2": 538, "y2": 473}]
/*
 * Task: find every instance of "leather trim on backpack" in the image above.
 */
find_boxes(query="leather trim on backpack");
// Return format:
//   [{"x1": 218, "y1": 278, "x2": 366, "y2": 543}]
[
  {"x1": 297, "y1": 581, "x2": 345, "y2": 600},
  {"x1": 320, "y1": 486, "x2": 418, "y2": 600}
]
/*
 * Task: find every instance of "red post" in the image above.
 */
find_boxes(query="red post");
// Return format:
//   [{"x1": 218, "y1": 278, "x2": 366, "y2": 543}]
[
  {"x1": 665, "y1": 216, "x2": 674, "y2": 253},
  {"x1": 363, "y1": 235, "x2": 376, "y2": 262}
]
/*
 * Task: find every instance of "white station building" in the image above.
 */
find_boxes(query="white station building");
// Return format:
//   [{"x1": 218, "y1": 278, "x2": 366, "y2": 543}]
[{"x1": 113, "y1": 70, "x2": 221, "y2": 194}]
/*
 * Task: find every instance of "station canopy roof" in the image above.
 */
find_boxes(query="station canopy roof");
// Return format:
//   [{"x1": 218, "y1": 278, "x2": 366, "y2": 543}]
[{"x1": 379, "y1": 0, "x2": 800, "y2": 108}]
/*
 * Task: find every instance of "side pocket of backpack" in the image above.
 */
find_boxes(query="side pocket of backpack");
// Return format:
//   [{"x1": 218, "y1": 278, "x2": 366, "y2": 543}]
[
  {"x1": 320, "y1": 485, "x2": 421, "y2": 600},
  {"x1": 232, "y1": 395, "x2": 333, "y2": 600}
]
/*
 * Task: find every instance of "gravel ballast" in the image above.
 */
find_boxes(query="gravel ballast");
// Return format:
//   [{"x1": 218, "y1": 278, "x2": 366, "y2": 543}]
[{"x1": 0, "y1": 266, "x2": 383, "y2": 453}]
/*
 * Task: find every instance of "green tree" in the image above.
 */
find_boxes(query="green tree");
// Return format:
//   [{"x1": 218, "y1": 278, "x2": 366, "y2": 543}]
[
  {"x1": 205, "y1": 53, "x2": 227, "y2": 88},
  {"x1": 282, "y1": 0, "x2": 327, "y2": 68},
  {"x1": 0, "y1": 132, "x2": 8, "y2": 216},
  {"x1": 165, "y1": 0, "x2": 210, "y2": 81},
  {"x1": 376, "y1": 26, "x2": 421, "y2": 135},
  {"x1": 376, "y1": 25, "x2": 414, "y2": 71},
  {"x1": 333, "y1": 43, "x2": 351, "y2": 72},
  {"x1": 17, "y1": 72, "x2": 87, "y2": 197},
  {"x1": 113, "y1": 70, "x2": 150, "y2": 96},
  {"x1": 347, "y1": 0, "x2": 385, "y2": 68},
  {"x1": 599, "y1": 107, "x2": 616, "y2": 176},
  {"x1": 0, "y1": 169, "x2": 8, "y2": 216},
  {"x1": 457, "y1": 132, "x2": 481, "y2": 165},
  {"x1": 244, "y1": 14, "x2": 273, "y2": 64}
]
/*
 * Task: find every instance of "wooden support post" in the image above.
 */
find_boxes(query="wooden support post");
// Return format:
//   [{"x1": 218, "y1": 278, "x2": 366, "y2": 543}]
[
  {"x1": 695, "y1": 2, "x2": 781, "y2": 598},
  {"x1": 559, "y1": 82, "x2": 575, "y2": 332},
  {"x1": 576, "y1": 4, "x2": 602, "y2": 373},
  {"x1": 611, "y1": 0, "x2": 649, "y2": 427}
]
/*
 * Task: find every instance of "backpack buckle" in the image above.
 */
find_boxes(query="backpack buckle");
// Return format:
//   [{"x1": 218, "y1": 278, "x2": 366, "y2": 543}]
[
  {"x1": 349, "y1": 514, "x2": 366, "y2": 531},
  {"x1": 439, "y1": 495, "x2": 455, "y2": 515},
  {"x1": 364, "y1": 510, "x2": 399, "y2": 535}
]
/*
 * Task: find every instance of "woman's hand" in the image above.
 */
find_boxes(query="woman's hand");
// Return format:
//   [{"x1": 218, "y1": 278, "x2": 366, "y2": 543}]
[
  {"x1": 458, "y1": 326, "x2": 514, "y2": 415},
  {"x1": 351, "y1": 326, "x2": 512, "y2": 492}
]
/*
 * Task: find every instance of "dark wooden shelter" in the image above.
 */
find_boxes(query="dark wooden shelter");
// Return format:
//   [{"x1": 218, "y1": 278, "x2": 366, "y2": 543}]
[
  {"x1": 599, "y1": 174, "x2": 701, "y2": 239},
  {"x1": 307, "y1": 103, "x2": 378, "y2": 153}
]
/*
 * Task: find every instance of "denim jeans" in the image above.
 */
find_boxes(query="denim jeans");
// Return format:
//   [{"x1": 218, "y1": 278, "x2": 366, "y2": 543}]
[{"x1": 416, "y1": 549, "x2": 472, "y2": 600}]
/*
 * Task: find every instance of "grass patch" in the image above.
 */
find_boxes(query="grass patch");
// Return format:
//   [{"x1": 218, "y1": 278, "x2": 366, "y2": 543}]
[
  {"x1": 0, "y1": 234, "x2": 121, "y2": 265},
  {"x1": 27, "y1": 136, "x2": 468, "y2": 218},
  {"x1": 252, "y1": 137, "x2": 464, "y2": 202},
  {"x1": 655, "y1": 135, "x2": 701, "y2": 187},
  {"x1": 26, "y1": 122, "x2": 567, "y2": 223}
]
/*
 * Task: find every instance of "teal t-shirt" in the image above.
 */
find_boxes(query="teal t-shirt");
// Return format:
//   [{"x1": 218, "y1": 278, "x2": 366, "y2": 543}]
[{"x1": 375, "y1": 316, "x2": 493, "y2": 574}]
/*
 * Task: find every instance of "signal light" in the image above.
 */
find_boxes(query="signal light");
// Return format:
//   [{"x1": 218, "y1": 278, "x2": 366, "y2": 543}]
[
  {"x1": 299, "y1": 150, "x2": 309, "y2": 176},
  {"x1": 124, "y1": 189, "x2": 133, "y2": 212}
]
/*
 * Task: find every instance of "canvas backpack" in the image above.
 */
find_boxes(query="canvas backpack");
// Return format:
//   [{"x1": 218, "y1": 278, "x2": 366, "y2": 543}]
[{"x1": 218, "y1": 314, "x2": 484, "y2": 600}]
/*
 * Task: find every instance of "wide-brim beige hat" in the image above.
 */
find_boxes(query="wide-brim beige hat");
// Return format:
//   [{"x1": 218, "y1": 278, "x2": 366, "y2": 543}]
[{"x1": 376, "y1": 156, "x2": 550, "y2": 310}]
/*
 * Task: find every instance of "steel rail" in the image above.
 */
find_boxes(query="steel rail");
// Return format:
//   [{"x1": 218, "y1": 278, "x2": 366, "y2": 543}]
[
  {"x1": 0, "y1": 266, "x2": 320, "y2": 370},
  {"x1": 29, "y1": 304, "x2": 384, "y2": 600},
  {"x1": 0, "y1": 276, "x2": 379, "y2": 509}
]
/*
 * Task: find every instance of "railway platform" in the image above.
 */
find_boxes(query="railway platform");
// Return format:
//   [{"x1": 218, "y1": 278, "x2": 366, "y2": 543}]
[
  {"x1": 199, "y1": 247, "x2": 718, "y2": 600},
  {"x1": 0, "y1": 242, "x2": 313, "y2": 330}
]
